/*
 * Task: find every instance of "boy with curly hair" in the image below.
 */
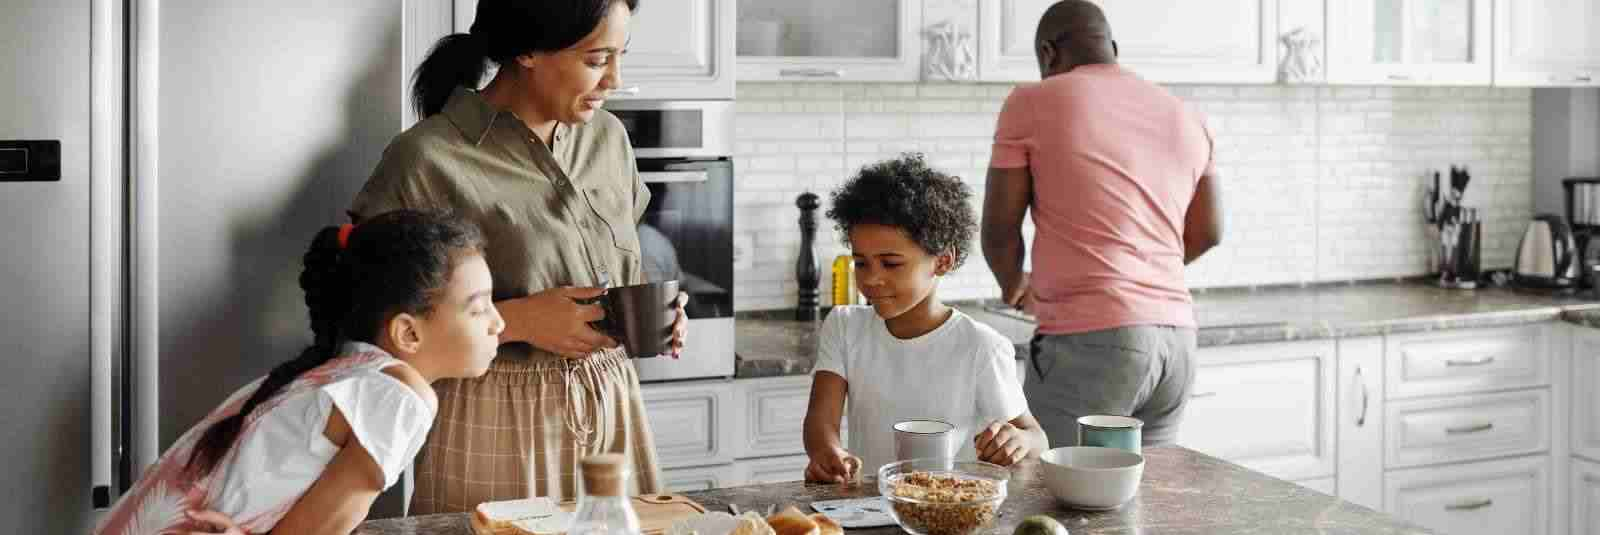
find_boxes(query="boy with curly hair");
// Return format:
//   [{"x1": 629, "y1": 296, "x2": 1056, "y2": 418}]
[{"x1": 802, "y1": 153, "x2": 1048, "y2": 483}]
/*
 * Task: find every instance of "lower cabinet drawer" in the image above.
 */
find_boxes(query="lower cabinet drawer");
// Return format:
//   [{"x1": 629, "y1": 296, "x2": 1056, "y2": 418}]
[
  {"x1": 1385, "y1": 389, "x2": 1549, "y2": 469},
  {"x1": 1573, "y1": 457, "x2": 1600, "y2": 535},
  {"x1": 737, "y1": 455, "x2": 811, "y2": 486},
  {"x1": 661, "y1": 464, "x2": 741, "y2": 494},
  {"x1": 1385, "y1": 455, "x2": 1550, "y2": 535},
  {"x1": 642, "y1": 380, "x2": 738, "y2": 469}
]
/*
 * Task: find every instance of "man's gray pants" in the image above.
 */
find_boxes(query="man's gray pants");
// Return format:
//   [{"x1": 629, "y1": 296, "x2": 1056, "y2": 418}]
[{"x1": 1023, "y1": 325, "x2": 1198, "y2": 447}]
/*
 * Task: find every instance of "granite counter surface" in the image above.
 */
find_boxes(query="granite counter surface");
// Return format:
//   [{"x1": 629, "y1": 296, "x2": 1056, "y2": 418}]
[
  {"x1": 354, "y1": 446, "x2": 1432, "y2": 535},
  {"x1": 733, "y1": 281, "x2": 1600, "y2": 378}
]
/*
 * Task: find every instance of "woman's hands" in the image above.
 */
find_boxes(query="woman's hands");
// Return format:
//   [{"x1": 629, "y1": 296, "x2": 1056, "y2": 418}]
[
  {"x1": 497, "y1": 286, "x2": 618, "y2": 359},
  {"x1": 664, "y1": 291, "x2": 688, "y2": 358}
]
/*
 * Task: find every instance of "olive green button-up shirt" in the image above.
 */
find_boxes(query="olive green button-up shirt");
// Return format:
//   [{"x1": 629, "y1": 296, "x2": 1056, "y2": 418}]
[{"x1": 351, "y1": 87, "x2": 649, "y2": 339}]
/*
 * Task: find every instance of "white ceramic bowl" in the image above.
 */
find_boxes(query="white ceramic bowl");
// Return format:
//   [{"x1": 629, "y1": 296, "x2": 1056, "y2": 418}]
[{"x1": 1039, "y1": 446, "x2": 1145, "y2": 511}]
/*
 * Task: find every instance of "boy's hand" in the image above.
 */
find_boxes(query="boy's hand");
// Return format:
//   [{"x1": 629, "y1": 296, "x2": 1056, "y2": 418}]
[
  {"x1": 974, "y1": 420, "x2": 1027, "y2": 466},
  {"x1": 804, "y1": 448, "x2": 863, "y2": 483}
]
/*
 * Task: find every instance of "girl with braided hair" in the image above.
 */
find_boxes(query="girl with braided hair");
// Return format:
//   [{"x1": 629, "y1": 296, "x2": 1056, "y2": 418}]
[{"x1": 95, "y1": 210, "x2": 504, "y2": 535}]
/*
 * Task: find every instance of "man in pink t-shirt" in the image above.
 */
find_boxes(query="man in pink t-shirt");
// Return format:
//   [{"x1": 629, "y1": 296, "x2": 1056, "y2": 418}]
[{"x1": 981, "y1": 0, "x2": 1225, "y2": 447}]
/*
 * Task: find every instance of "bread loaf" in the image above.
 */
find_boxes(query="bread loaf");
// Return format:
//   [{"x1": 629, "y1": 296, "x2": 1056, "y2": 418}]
[
  {"x1": 807, "y1": 513, "x2": 842, "y2": 535},
  {"x1": 765, "y1": 506, "x2": 819, "y2": 535}
]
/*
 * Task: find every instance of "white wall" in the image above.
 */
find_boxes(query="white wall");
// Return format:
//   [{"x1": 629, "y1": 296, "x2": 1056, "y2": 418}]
[
  {"x1": 732, "y1": 82, "x2": 1534, "y2": 311},
  {"x1": 1532, "y1": 89, "x2": 1600, "y2": 215}
]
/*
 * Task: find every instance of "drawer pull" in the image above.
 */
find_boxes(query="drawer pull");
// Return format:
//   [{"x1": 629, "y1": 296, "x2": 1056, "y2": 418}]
[
  {"x1": 780, "y1": 68, "x2": 845, "y2": 78},
  {"x1": 1189, "y1": 391, "x2": 1218, "y2": 399},
  {"x1": 1444, "y1": 498, "x2": 1494, "y2": 511},
  {"x1": 1443, "y1": 356, "x2": 1495, "y2": 367},
  {"x1": 1444, "y1": 422, "x2": 1494, "y2": 434}
]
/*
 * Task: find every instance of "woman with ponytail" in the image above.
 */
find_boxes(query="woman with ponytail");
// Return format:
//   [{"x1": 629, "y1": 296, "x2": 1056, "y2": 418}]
[
  {"x1": 350, "y1": 0, "x2": 684, "y2": 513},
  {"x1": 95, "y1": 211, "x2": 504, "y2": 535}
]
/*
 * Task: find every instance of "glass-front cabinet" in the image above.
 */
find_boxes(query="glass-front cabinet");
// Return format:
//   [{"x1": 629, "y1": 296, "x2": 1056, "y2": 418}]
[
  {"x1": 1327, "y1": 0, "x2": 1491, "y2": 85},
  {"x1": 735, "y1": 0, "x2": 921, "y2": 82}
]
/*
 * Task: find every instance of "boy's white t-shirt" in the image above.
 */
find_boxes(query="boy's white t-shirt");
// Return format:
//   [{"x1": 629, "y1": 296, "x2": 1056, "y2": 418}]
[{"x1": 812, "y1": 305, "x2": 1029, "y2": 474}]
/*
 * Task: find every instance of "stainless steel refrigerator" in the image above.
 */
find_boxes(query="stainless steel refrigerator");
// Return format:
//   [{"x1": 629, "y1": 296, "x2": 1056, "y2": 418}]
[{"x1": 1, "y1": 1, "x2": 428, "y2": 530}]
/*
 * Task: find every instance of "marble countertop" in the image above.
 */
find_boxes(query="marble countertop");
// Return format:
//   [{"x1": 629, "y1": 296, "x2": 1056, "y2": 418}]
[
  {"x1": 353, "y1": 446, "x2": 1432, "y2": 535},
  {"x1": 733, "y1": 281, "x2": 1600, "y2": 378}
]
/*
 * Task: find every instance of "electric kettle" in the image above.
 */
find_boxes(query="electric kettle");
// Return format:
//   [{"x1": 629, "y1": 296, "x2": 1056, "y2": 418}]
[{"x1": 1513, "y1": 214, "x2": 1579, "y2": 288}]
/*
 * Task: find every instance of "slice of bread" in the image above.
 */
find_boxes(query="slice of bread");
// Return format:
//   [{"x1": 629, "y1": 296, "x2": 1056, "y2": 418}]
[{"x1": 474, "y1": 497, "x2": 560, "y2": 533}]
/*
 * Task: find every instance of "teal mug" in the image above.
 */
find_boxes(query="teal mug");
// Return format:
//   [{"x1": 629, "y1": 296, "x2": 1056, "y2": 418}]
[{"x1": 1076, "y1": 415, "x2": 1143, "y2": 454}]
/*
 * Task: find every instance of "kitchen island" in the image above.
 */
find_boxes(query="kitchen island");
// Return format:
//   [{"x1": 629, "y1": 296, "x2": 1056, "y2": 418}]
[{"x1": 354, "y1": 446, "x2": 1432, "y2": 535}]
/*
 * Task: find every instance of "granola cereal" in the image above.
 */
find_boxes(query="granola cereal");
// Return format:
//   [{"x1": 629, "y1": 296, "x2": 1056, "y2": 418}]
[{"x1": 886, "y1": 471, "x2": 1003, "y2": 535}]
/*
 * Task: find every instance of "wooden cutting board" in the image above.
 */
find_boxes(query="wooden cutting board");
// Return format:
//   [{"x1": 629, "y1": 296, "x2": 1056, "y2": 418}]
[{"x1": 471, "y1": 494, "x2": 708, "y2": 535}]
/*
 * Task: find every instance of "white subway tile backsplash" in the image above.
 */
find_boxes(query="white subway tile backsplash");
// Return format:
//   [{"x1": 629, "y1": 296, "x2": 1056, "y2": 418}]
[{"x1": 731, "y1": 82, "x2": 1533, "y2": 311}]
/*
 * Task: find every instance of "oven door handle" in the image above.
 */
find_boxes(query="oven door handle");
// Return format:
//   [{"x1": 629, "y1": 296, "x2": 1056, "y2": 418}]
[{"x1": 641, "y1": 171, "x2": 710, "y2": 184}]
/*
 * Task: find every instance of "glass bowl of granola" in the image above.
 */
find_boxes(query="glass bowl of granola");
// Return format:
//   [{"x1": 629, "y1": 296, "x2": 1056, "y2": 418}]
[{"x1": 878, "y1": 459, "x2": 1010, "y2": 535}]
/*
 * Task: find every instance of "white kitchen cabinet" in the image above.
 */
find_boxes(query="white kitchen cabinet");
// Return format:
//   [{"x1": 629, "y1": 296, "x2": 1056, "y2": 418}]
[
  {"x1": 1575, "y1": 457, "x2": 1600, "y2": 535},
  {"x1": 662, "y1": 464, "x2": 741, "y2": 493},
  {"x1": 1326, "y1": 0, "x2": 1492, "y2": 85},
  {"x1": 1385, "y1": 324, "x2": 1552, "y2": 400},
  {"x1": 1384, "y1": 389, "x2": 1550, "y2": 469},
  {"x1": 736, "y1": 0, "x2": 920, "y2": 82},
  {"x1": 452, "y1": 0, "x2": 735, "y2": 99},
  {"x1": 736, "y1": 454, "x2": 811, "y2": 486},
  {"x1": 1493, "y1": 0, "x2": 1600, "y2": 87},
  {"x1": 1297, "y1": 477, "x2": 1336, "y2": 496},
  {"x1": 977, "y1": 0, "x2": 1279, "y2": 84},
  {"x1": 1576, "y1": 328, "x2": 1600, "y2": 462},
  {"x1": 641, "y1": 380, "x2": 741, "y2": 469},
  {"x1": 1178, "y1": 339, "x2": 1337, "y2": 482},
  {"x1": 1385, "y1": 455, "x2": 1551, "y2": 535},
  {"x1": 738, "y1": 375, "x2": 845, "y2": 459},
  {"x1": 1338, "y1": 336, "x2": 1386, "y2": 511}
]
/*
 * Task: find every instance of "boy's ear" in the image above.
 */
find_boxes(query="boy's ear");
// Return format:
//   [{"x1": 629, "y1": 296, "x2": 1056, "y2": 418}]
[{"x1": 935, "y1": 252, "x2": 956, "y2": 276}]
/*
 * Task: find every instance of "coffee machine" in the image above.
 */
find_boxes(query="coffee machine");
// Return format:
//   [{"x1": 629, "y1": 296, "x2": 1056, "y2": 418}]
[{"x1": 1563, "y1": 177, "x2": 1600, "y2": 291}]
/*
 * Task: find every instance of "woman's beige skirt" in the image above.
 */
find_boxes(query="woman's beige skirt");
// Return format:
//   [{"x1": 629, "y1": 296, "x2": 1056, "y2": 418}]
[{"x1": 409, "y1": 347, "x2": 662, "y2": 514}]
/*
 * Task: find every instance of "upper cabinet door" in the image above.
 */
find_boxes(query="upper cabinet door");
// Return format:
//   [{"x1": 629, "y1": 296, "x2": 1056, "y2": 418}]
[
  {"x1": 979, "y1": 0, "x2": 1279, "y2": 84},
  {"x1": 1494, "y1": 0, "x2": 1600, "y2": 87},
  {"x1": 453, "y1": 0, "x2": 734, "y2": 100},
  {"x1": 736, "y1": 0, "x2": 921, "y2": 82},
  {"x1": 1327, "y1": 0, "x2": 1492, "y2": 85}
]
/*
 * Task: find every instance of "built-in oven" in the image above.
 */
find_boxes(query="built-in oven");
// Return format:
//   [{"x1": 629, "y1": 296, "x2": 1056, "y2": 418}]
[{"x1": 606, "y1": 99, "x2": 736, "y2": 382}]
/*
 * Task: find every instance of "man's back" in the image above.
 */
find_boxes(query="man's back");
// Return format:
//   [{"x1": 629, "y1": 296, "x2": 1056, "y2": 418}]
[{"x1": 991, "y1": 63, "x2": 1214, "y2": 335}]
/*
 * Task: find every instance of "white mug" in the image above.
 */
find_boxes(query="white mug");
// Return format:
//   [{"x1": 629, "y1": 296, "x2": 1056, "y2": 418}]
[{"x1": 894, "y1": 419, "x2": 956, "y2": 462}]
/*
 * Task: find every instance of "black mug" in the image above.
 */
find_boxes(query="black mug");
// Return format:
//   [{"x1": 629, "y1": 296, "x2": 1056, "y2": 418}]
[{"x1": 587, "y1": 280, "x2": 679, "y2": 358}]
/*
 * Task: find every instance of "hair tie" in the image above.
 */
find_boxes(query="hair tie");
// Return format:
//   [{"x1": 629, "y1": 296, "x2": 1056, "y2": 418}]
[{"x1": 337, "y1": 224, "x2": 355, "y2": 249}]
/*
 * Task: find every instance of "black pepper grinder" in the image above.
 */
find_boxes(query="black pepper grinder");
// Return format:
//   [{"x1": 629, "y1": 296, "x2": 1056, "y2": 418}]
[{"x1": 795, "y1": 192, "x2": 821, "y2": 321}]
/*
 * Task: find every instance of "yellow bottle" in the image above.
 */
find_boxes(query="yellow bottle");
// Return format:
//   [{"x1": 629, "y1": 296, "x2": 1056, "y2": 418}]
[{"x1": 831, "y1": 254, "x2": 857, "y2": 305}]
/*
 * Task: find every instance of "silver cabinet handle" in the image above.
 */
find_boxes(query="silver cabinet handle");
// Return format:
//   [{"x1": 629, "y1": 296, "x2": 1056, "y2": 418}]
[
  {"x1": 1386, "y1": 74, "x2": 1413, "y2": 81},
  {"x1": 780, "y1": 68, "x2": 845, "y2": 78},
  {"x1": 1445, "y1": 422, "x2": 1494, "y2": 434},
  {"x1": 1444, "y1": 356, "x2": 1495, "y2": 367},
  {"x1": 1576, "y1": 74, "x2": 1594, "y2": 83},
  {"x1": 614, "y1": 86, "x2": 641, "y2": 95},
  {"x1": 1189, "y1": 391, "x2": 1218, "y2": 399},
  {"x1": 1444, "y1": 498, "x2": 1494, "y2": 511},
  {"x1": 1354, "y1": 365, "x2": 1369, "y2": 427}
]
